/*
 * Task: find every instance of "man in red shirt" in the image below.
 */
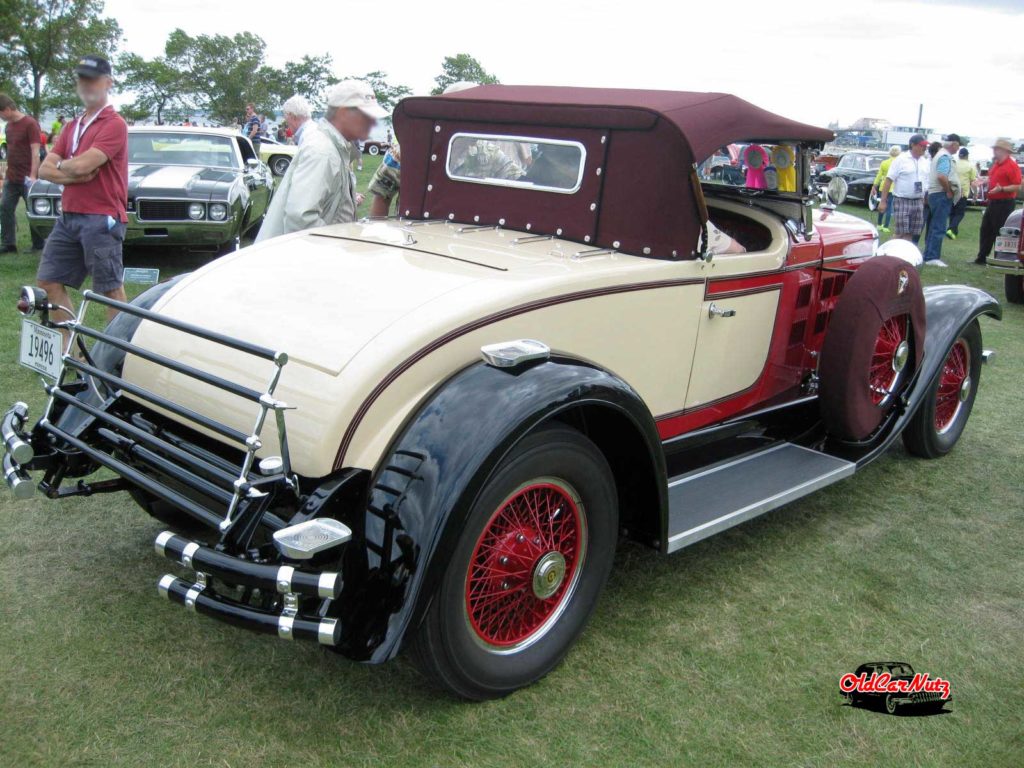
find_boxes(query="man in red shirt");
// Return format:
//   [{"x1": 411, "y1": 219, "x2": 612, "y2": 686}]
[
  {"x1": 975, "y1": 138, "x2": 1022, "y2": 265},
  {"x1": 36, "y1": 54, "x2": 129, "y2": 326},
  {"x1": 0, "y1": 93, "x2": 45, "y2": 253}
]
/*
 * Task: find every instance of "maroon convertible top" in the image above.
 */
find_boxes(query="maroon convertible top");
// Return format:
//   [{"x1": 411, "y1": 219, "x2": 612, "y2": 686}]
[{"x1": 393, "y1": 85, "x2": 834, "y2": 259}]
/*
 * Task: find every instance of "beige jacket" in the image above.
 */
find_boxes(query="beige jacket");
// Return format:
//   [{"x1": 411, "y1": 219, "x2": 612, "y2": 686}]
[{"x1": 256, "y1": 119, "x2": 356, "y2": 241}]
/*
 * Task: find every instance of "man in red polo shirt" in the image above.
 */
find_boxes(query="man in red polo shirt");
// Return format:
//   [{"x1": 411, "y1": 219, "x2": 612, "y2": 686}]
[
  {"x1": 36, "y1": 53, "x2": 128, "y2": 327},
  {"x1": 975, "y1": 138, "x2": 1022, "y2": 265}
]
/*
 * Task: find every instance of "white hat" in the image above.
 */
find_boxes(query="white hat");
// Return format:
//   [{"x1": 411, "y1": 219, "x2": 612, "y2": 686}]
[{"x1": 326, "y1": 80, "x2": 389, "y2": 119}]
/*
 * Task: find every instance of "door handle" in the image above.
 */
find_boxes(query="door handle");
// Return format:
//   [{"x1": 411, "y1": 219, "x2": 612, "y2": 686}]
[{"x1": 708, "y1": 302, "x2": 737, "y2": 318}]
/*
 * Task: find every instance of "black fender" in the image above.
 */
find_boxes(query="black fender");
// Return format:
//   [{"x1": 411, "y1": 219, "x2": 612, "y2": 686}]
[
  {"x1": 355, "y1": 356, "x2": 667, "y2": 663},
  {"x1": 829, "y1": 284, "x2": 1000, "y2": 465}
]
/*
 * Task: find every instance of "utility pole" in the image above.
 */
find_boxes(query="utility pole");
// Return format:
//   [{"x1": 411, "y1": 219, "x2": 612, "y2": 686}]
[{"x1": 917, "y1": 103, "x2": 923, "y2": 129}]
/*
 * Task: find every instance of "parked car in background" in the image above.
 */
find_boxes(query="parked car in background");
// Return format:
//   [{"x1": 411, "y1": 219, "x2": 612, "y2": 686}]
[
  {"x1": 27, "y1": 126, "x2": 273, "y2": 254},
  {"x1": 989, "y1": 207, "x2": 1023, "y2": 303},
  {"x1": 815, "y1": 150, "x2": 889, "y2": 207},
  {"x1": 362, "y1": 139, "x2": 390, "y2": 156},
  {"x1": 4, "y1": 86, "x2": 999, "y2": 701},
  {"x1": 258, "y1": 135, "x2": 297, "y2": 176}
]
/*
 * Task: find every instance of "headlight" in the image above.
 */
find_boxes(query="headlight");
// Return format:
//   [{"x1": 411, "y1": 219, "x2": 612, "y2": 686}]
[
  {"x1": 32, "y1": 198, "x2": 51, "y2": 215},
  {"x1": 208, "y1": 203, "x2": 228, "y2": 221},
  {"x1": 54, "y1": 198, "x2": 62, "y2": 215},
  {"x1": 188, "y1": 203, "x2": 205, "y2": 220}
]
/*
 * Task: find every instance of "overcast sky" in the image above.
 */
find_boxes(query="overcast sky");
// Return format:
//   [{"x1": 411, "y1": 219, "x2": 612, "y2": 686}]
[{"x1": 103, "y1": 0, "x2": 1022, "y2": 142}]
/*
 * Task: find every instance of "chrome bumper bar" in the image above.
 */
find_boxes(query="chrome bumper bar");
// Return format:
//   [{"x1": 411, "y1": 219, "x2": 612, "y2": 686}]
[{"x1": 154, "y1": 531, "x2": 343, "y2": 646}]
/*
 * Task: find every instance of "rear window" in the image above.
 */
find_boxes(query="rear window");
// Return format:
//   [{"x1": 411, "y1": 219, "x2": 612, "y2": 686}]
[{"x1": 446, "y1": 133, "x2": 586, "y2": 194}]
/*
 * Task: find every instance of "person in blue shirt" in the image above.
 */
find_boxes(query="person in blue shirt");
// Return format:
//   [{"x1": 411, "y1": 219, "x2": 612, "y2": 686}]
[{"x1": 243, "y1": 102, "x2": 261, "y2": 154}]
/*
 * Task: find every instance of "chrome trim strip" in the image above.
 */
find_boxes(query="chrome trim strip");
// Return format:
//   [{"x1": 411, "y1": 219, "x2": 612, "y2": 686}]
[
  {"x1": 157, "y1": 574, "x2": 176, "y2": 599},
  {"x1": 318, "y1": 618, "x2": 339, "y2": 646},
  {"x1": 184, "y1": 584, "x2": 204, "y2": 612},
  {"x1": 181, "y1": 541, "x2": 200, "y2": 569},
  {"x1": 154, "y1": 530, "x2": 174, "y2": 556},
  {"x1": 318, "y1": 572, "x2": 340, "y2": 599},
  {"x1": 276, "y1": 565, "x2": 295, "y2": 594}
]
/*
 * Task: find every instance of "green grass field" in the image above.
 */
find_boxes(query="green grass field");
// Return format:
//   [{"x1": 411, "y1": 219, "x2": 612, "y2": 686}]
[{"x1": 1, "y1": 170, "x2": 1021, "y2": 767}]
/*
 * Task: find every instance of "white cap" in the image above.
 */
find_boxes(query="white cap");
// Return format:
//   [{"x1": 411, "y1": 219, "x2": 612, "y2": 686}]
[{"x1": 326, "y1": 80, "x2": 389, "y2": 119}]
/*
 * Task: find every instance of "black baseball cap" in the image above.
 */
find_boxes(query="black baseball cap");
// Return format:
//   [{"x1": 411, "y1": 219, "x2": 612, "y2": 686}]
[
  {"x1": 74, "y1": 54, "x2": 112, "y2": 79},
  {"x1": 943, "y1": 133, "x2": 962, "y2": 144},
  {"x1": 958, "y1": 147, "x2": 969, "y2": 158}
]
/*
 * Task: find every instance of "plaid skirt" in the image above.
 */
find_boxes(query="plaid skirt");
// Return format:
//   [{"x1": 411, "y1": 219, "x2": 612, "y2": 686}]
[{"x1": 891, "y1": 195, "x2": 925, "y2": 236}]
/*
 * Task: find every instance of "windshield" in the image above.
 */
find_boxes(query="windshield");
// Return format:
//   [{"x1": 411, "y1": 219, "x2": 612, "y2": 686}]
[{"x1": 129, "y1": 132, "x2": 239, "y2": 169}]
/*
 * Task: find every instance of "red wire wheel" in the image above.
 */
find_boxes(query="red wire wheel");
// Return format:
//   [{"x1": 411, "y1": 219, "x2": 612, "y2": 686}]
[
  {"x1": 868, "y1": 314, "x2": 910, "y2": 406},
  {"x1": 464, "y1": 479, "x2": 587, "y2": 650},
  {"x1": 933, "y1": 340, "x2": 971, "y2": 434}
]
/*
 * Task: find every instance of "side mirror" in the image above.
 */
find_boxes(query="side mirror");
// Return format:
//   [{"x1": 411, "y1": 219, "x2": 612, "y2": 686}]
[{"x1": 245, "y1": 158, "x2": 261, "y2": 171}]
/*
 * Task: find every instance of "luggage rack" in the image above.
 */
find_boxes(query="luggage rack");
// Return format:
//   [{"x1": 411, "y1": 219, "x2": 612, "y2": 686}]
[{"x1": 37, "y1": 289, "x2": 297, "y2": 539}]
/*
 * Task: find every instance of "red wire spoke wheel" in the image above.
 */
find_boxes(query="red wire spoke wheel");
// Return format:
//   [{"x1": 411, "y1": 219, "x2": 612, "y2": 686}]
[
  {"x1": 410, "y1": 426, "x2": 617, "y2": 700},
  {"x1": 903, "y1": 321, "x2": 982, "y2": 459},
  {"x1": 465, "y1": 479, "x2": 587, "y2": 650},
  {"x1": 868, "y1": 314, "x2": 910, "y2": 406},
  {"x1": 933, "y1": 340, "x2": 970, "y2": 434}
]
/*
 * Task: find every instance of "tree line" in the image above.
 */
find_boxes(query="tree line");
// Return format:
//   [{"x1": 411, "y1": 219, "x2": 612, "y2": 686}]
[{"x1": 0, "y1": 0, "x2": 499, "y2": 125}]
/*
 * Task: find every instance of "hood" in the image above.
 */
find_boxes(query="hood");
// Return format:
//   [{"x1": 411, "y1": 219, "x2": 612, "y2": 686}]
[
  {"x1": 127, "y1": 164, "x2": 239, "y2": 200},
  {"x1": 144, "y1": 225, "x2": 496, "y2": 376}
]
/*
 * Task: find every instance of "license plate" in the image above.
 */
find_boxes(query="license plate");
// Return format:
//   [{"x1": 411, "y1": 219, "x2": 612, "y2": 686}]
[
  {"x1": 995, "y1": 235, "x2": 1019, "y2": 254},
  {"x1": 19, "y1": 320, "x2": 63, "y2": 379}
]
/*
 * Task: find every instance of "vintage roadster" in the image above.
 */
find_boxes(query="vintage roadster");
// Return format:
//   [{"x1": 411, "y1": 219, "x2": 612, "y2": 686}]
[
  {"x1": 27, "y1": 125, "x2": 273, "y2": 253},
  {"x1": 4, "y1": 86, "x2": 999, "y2": 700}
]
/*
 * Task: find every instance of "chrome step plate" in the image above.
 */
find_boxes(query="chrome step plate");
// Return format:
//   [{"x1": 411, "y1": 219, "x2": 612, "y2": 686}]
[{"x1": 665, "y1": 442, "x2": 855, "y2": 553}]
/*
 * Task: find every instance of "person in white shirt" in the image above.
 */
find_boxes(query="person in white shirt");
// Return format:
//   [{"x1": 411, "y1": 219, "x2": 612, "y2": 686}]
[
  {"x1": 878, "y1": 134, "x2": 931, "y2": 245},
  {"x1": 256, "y1": 81, "x2": 388, "y2": 241},
  {"x1": 281, "y1": 95, "x2": 312, "y2": 146}
]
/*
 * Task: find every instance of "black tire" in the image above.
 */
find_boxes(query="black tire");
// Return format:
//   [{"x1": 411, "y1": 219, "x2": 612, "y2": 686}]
[
  {"x1": 368, "y1": 144, "x2": 380, "y2": 156},
  {"x1": 902, "y1": 320, "x2": 982, "y2": 459},
  {"x1": 409, "y1": 425, "x2": 618, "y2": 700},
  {"x1": 819, "y1": 256, "x2": 926, "y2": 440},
  {"x1": 270, "y1": 155, "x2": 291, "y2": 176},
  {"x1": 1006, "y1": 274, "x2": 1024, "y2": 304},
  {"x1": 885, "y1": 694, "x2": 899, "y2": 715}
]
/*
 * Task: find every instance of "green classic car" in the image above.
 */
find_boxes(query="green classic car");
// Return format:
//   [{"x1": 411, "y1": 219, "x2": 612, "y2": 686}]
[{"x1": 27, "y1": 126, "x2": 274, "y2": 253}]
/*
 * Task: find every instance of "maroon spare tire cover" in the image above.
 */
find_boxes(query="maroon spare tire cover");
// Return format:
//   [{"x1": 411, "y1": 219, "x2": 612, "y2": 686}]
[{"x1": 818, "y1": 255, "x2": 926, "y2": 441}]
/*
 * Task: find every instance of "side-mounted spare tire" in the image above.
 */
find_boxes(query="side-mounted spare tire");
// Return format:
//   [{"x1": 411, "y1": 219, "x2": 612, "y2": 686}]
[{"x1": 818, "y1": 255, "x2": 926, "y2": 441}]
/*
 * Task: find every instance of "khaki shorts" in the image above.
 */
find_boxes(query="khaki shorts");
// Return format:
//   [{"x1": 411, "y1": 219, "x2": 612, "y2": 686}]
[{"x1": 368, "y1": 162, "x2": 401, "y2": 200}]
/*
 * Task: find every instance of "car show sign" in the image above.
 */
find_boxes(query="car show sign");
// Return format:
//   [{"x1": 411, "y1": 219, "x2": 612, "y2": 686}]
[{"x1": 122, "y1": 267, "x2": 160, "y2": 285}]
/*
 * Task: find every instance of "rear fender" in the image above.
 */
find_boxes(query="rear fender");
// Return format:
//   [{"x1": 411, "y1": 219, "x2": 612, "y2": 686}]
[{"x1": 355, "y1": 357, "x2": 666, "y2": 663}]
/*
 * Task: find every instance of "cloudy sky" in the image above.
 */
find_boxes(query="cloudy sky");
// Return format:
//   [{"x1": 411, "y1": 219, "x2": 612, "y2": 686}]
[{"x1": 103, "y1": 0, "x2": 1022, "y2": 141}]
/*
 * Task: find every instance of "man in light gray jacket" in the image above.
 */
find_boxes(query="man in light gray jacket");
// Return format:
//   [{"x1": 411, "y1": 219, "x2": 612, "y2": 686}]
[{"x1": 256, "y1": 81, "x2": 387, "y2": 241}]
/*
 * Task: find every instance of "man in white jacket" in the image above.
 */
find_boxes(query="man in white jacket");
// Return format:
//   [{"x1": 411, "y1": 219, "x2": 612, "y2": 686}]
[{"x1": 256, "y1": 81, "x2": 388, "y2": 241}]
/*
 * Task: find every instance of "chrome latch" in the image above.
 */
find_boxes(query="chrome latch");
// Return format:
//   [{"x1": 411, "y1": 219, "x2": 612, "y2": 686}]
[{"x1": 708, "y1": 302, "x2": 737, "y2": 318}]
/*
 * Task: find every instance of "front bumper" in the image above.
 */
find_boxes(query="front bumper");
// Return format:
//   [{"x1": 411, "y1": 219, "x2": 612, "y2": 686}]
[
  {"x1": 26, "y1": 211, "x2": 239, "y2": 247},
  {"x1": 988, "y1": 252, "x2": 1023, "y2": 275}
]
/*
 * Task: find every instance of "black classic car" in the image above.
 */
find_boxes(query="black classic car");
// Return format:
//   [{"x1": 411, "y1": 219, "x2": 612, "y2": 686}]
[
  {"x1": 842, "y1": 661, "x2": 952, "y2": 714},
  {"x1": 989, "y1": 207, "x2": 1023, "y2": 303},
  {"x1": 27, "y1": 126, "x2": 273, "y2": 253},
  {"x1": 815, "y1": 150, "x2": 889, "y2": 207}
]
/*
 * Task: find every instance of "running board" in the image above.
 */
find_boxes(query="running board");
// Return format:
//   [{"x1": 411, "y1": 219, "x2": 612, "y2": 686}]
[{"x1": 665, "y1": 442, "x2": 855, "y2": 553}]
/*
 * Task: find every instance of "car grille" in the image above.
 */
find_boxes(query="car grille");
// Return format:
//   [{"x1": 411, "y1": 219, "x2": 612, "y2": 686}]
[
  {"x1": 138, "y1": 201, "x2": 192, "y2": 221},
  {"x1": 911, "y1": 691, "x2": 943, "y2": 703}
]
